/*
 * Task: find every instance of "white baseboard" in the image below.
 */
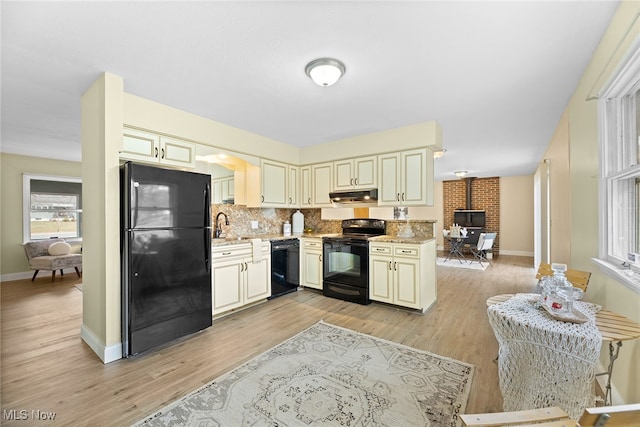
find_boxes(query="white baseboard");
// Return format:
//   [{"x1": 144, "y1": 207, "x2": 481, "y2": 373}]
[
  {"x1": 1, "y1": 269, "x2": 82, "y2": 283},
  {"x1": 497, "y1": 249, "x2": 534, "y2": 257},
  {"x1": 80, "y1": 324, "x2": 122, "y2": 364},
  {"x1": 1, "y1": 271, "x2": 33, "y2": 282}
]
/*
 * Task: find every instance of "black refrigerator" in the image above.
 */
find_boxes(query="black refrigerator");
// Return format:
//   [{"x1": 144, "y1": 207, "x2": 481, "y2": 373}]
[{"x1": 121, "y1": 161, "x2": 212, "y2": 357}]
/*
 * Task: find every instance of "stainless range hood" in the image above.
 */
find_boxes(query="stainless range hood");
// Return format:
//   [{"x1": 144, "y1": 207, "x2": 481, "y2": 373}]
[{"x1": 329, "y1": 188, "x2": 378, "y2": 206}]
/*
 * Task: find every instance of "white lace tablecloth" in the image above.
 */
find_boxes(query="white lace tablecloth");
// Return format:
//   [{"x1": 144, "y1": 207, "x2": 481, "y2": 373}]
[{"x1": 487, "y1": 293, "x2": 601, "y2": 419}]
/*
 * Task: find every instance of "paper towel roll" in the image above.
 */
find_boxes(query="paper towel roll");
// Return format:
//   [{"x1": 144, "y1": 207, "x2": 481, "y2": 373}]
[{"x1": 292, "y1": 210, "x2": 304, "y2": 233}]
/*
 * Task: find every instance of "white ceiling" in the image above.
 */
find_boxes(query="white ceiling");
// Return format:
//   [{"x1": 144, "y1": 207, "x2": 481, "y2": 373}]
[{"x1": 1, "y1": 1, "x2": 619, "y2": 181}]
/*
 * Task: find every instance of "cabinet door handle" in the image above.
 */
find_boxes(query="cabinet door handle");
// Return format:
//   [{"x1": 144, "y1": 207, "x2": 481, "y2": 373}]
[
  {"x1": 245, "y1": 262, "x2": 248, "y2": 270},
  {"x1": 394, "y1": 262, "x2": 397, "y2": 271},
  {"x1": 388, "y1": 261, "x2": 392, "y2": 270},
  {"x1": 289, "y1": 197, "x2": 292, "y2": 204},
  {"x1": 222, "y1": 251, "x2": 231, "y2": 255},
  {"x1": 308, "y1": 197, "x2": 311, "y2": 204},
  {"x1": 401, "y1": 250, "x2": 411, "y2": 253},
  {"x1": 396, "y1": 193, "x2": 400, "y2": 201},
  {"x1": 319, "y1": 255, "x2": 322, "y2": 262},
  {"x1": 261, "y1": 195, "x2": 264, "y2": 203},
  {"x1": 354, "y1": 177, "x2": 358, "y2": 185},
  {"x1": 401, "y1": 193, "x2": 405, "y2": 202},
  {"x1": 154, "y1": 147, "x2": 158, "y2": 158},
  {"x1": 161, "y1": 148, "x2": 165, "y2": 159}
]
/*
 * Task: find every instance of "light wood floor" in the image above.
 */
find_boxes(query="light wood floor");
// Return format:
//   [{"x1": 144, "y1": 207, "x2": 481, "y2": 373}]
[{"x1": 1, "y1": 254, "x2": 537, "y2": 426}]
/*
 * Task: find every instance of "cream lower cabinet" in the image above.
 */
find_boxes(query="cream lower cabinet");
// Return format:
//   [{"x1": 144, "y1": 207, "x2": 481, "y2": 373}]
[
  {"x1": 369, "y1": 240, "x2": 436, "y2": 312},
  {"x1": 212, "y1": 242, "x2": 271, "y2": 316},
  {"x1": 300, "y1": 238, "x2": 323, "y2": 290}
]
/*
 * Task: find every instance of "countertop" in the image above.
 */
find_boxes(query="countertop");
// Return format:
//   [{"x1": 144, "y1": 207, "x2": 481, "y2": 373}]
[
  {"x1": 212, "y1": 233, "x2": 434, "y2": 246},
  {"x1": 369, "y1": 235, "x2": 436, "y2": 244}
]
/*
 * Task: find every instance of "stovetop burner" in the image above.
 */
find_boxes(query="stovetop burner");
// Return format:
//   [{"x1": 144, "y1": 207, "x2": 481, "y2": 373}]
[{"x1": 337, "y1": 218, "x2": 386, "y2": 239}]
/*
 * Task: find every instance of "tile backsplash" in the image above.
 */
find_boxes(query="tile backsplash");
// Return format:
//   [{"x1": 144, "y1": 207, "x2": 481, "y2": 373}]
[{"x1": 211, "y1": 204, "x2": 434, "y2": 238}]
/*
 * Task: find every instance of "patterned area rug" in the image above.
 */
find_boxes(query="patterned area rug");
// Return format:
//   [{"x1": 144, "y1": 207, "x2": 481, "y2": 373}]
[
  {"x1": 133, "y1": 321, "x2": 475, "y2": 427},
  {"x1": 437, "y1": 257, "x2": 488, "y2": 271}
]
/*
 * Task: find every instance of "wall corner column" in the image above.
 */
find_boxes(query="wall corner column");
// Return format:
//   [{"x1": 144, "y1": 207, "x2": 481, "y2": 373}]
[{"x1": 80, "y1": 72, "x2": 124, "y2": 363}]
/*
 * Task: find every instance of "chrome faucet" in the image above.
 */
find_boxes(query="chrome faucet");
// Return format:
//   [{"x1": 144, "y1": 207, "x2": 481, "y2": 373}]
[{"x1": 214, "y1": 212, "x2": 229, "y2": 238}]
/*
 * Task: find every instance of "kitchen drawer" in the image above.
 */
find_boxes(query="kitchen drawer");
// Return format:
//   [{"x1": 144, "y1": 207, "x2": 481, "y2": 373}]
[
  {"x1": 303, "y1": 239, "x2": 322, "y2": 249},
  {"x1": 370, "y1": 245, "x2": 392, "y2": 255},
  {"x1": 394, "y1": 246, "x2": 419, "y2": 258},
  {"x1": 212, "y1": 245, "x2": 252, "y2": 259}
]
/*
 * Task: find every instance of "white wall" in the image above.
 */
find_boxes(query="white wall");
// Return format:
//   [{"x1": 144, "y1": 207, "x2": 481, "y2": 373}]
[{"x1": 500, "y1": 176, "x2": 534, "y2": 257}]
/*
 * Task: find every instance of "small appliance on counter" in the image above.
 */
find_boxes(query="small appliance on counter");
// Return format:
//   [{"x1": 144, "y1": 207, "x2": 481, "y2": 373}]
[{"x1": 292, "y1": 210, "x2": 304, "y2": 233}]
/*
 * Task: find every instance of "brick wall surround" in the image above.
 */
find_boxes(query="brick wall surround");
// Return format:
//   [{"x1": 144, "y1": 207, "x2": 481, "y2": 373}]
[{"x1": 442, "y1": 177, "x2": 500, "y2": 256}]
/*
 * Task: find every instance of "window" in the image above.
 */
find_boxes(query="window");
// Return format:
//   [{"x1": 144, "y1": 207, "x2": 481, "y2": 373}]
[
  {"x1": 598, "y1": 38, "x2": 640, "y2": 290},
  {"x1": 23, "y1": 174, "x2": 82, "y2": 242}
]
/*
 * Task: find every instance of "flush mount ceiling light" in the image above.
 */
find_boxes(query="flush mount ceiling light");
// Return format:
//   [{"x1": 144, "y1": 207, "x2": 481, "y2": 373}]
[
  {"x1": 305, "y1": 58, "x2": 346, "y2": 87},
  {"x1": 433, "y1": 149, "x2": 447, "y2": 159},
  {"x1": 454, "y1": 170, "x2": 468, "y2": 178}
]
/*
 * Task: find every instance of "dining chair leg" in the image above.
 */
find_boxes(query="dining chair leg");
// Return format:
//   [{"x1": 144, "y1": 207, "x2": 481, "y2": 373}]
[
  {"x1": 51, "y1": 270, "x2": 56, "y2": 281},
  {"x1": 75, "y1": 267, "x2": 82, "y2": 277},
  {"x1": 31, "y1": 270, "x2": 39, "y2": 281}
]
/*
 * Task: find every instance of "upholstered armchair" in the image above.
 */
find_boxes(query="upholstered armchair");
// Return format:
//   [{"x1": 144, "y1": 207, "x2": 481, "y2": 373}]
[{"x1": 22, "y1": 239, "x2": 82, "y2": 282}]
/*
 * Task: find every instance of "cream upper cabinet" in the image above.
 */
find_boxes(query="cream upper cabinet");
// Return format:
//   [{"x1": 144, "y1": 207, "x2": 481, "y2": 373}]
[
  {"x1": 288, "y1": 165, "x2": 299, "y2": 207},
  {"x1": 378, "y1": 148, "x2": 431, "y2": 206},
  {"x1": 261, "y1": 159, "x2": 288, "y2": 207},
  {"x1": 121, "y1": 128, "x2": 196, "y2": 168},
  {"x1": 333, "y1": 156, "x2": 377, "y2": 190},
  {"x1": 246, "y1": 159, "x2": 298, "y2": 208},
  {"x1": 300, "y1": 238, "x2": 323, "y2": 290},
  {"x1": 311, "y1": 162, "x2": 333, "y2": 207},
  {"x1": 211, "y1": 177, "x2": 234, "y2": 204},
  {"x1": 300, "y1": 166, "x2": 312, "y2": 207},
  {"x1": 369, "y1": 240, "x2": 436, "y2": 312}
]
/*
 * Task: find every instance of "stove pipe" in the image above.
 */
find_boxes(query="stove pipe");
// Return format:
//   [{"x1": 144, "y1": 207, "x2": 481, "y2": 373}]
[{"x1": 465, "y1": 177, "x2": 475, "y2": 209}]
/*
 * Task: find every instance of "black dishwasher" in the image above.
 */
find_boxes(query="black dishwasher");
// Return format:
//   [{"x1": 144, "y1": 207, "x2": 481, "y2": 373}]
[{"x1": 269, "y1": 238, "x2": 299, "y2": 299}]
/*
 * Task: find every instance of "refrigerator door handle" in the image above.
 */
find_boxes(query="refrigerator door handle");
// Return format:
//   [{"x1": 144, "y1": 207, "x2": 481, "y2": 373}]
[
  {"x1": 204, "y1": 228, "x2": 211, "y2": 273},
  {"x1": 204, "y1": 185, "x2": 211, "y2": 273},
  {"x1": 204, "y1": 187, "x2": 210, "y2": 228}
]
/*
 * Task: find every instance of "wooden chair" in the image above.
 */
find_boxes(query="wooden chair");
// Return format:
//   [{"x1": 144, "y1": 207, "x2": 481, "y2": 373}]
[
  {"x1": 536, "y1": 262, "x2": 591, "y2": 292},
  {"x1": 460, "y1": 403, "x2": 640, "y2": 426}
]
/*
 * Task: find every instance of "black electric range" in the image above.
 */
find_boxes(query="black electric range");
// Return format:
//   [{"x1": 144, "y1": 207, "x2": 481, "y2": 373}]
[{"x1": 322, "y1": 219, "x2": 386, "y2": 305}]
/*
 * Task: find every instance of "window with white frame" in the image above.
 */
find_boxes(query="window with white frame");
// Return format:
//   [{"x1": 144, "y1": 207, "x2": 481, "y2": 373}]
[
  {"x1": 598, "y1": 38, "x2": 640, "y2": 289},
  {"x1": 23, "y1": 174, "x2": 82, "y2": 242}
]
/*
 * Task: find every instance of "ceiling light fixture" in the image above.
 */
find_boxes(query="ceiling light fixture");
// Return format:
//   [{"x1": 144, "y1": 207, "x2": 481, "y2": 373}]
[
  {"x1": 305, "y1": 58, "x2": 346, "y2": 87},
  {"x1": 454, "y1": 170, "x2": 468, "y2": 178},
  {"x1": 433, "y1": 149, "x2": 447, "y2": 159}
]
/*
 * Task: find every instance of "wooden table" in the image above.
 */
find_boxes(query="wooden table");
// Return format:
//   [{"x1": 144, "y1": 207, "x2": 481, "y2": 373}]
[{"x1": 487, "y1": 294, "x2": 640, "y2": 406}]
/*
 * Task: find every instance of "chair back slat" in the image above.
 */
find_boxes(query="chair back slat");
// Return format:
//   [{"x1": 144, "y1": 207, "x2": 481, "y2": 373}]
[
  {"x1": 462, "y1": 404, "x2": 639, "y2": 427},
  {"x1": 478, "y1": 232, "x2": 496, "y2": 251},
  {"x1": 577, "y1": 403, "x2": 640, "y2": 426},
  {"x1": 535, "y1": 262, "x2": 591, "y2": 292},
  {"x1": 460, "y1": 406, "x2": 570, "y2": 426}
]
